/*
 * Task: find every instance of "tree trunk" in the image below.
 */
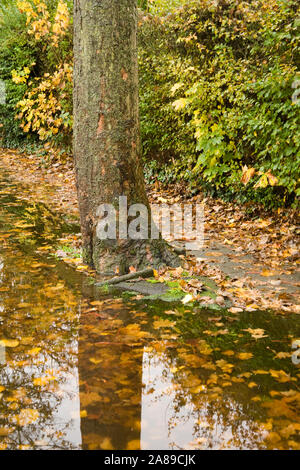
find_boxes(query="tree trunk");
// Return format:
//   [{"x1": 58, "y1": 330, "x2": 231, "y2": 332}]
[{"x1": 73, "y1": 0, "x2": 179, "y2": 274}]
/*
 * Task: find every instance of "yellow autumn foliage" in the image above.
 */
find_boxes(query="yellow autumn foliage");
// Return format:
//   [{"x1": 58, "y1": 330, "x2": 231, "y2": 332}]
[{"x1": 13, "y1": 1, "x2": 72, "y2": 145}]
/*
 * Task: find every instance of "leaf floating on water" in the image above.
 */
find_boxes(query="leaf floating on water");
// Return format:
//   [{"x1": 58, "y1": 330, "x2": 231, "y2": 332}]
[
  {"x1": 238, "y1": 352, "x2": 254, "y2": 360},
  {"x1": 119, "y1": 324, "x2": 150, "y2": 341},
  {"x1": 274, "y1": 352, "x2": 291, "y2": 359},
  {"x1": 269, "y1": 369, "x2": 294, "y2": 383},
  {"x1": 215, "y1": 360, "x2": 234, "y2": 373},
  {"x1": 223, "y1": 350, "x2": 235, "y2": 356},
  {"x1": 17, "y1": 303, "x2": 32, "y2": 308},
  {"x1": 279, "y1": 423, "x2": 300, "y2": 439},
  {"x1": 129, "y1": 266, "x2": 136, "y2": 273},
  {"x1": 0, "y1": 339, "x2": 19, "y2": 348},
  {"x1": 260, "y1": 270, "x2": 277, "y2": 277},
  {"x1": 153, "y1": 319, "x2": 176, "y2": 329},
  {"x1": 228, "y1": 307, "x2": 243, "y2": 313},
  {"x1": 27, "y1": 347, "x2": 41, "y2": 356},
  {"x1": 89, "y1": 358, "x2": 102, "y2": 365},
  {"x1": 20, "y1": 337, "x2": 34, "y2": 345},
  {"x1": 243, "y1": 328, "x2": 268, "y2": 339},
  {"x1": 100, "y1": 437, "x2": 114, "y2": 450},
  {"x1": 182, "y1": 294, "x2": 194, "y2": 304},
  {"x1": 0, "y1": 427, "x2": 14, "y2": 436},
  {"x1": 80, "y1": 392, "x2": 102, "y2": 407},
  {"x1": 76, "y1": 265, "x2": 89, "y2": 271},
  {"x1": 127, "y1": 439, "x2": 140, "y2": 450},
  {"x1": 248, "y1": 382, "x2": 258, "y2": 389}
]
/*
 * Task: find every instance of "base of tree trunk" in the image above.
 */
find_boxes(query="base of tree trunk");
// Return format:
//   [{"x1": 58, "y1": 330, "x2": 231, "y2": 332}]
[{"x1": 90, "y1": 238, "x2": 181, "y2": 275}]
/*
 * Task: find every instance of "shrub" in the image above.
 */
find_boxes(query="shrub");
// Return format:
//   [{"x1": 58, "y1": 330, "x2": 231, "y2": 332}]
[
  {"x1": 0, "y1": 0, "x2": 73, "y2": 152},
  {"x1": 139, "y1": 0, "x2": 300, "y2": 206}
]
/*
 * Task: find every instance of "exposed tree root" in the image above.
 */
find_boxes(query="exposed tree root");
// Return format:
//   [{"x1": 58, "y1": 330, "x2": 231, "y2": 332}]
[
  {"x1": 92, "y1": 238, "x2": 181, "y2": 275},
  {"x1": 96, "y1": 267, "x2": 154, "y2": 287}
]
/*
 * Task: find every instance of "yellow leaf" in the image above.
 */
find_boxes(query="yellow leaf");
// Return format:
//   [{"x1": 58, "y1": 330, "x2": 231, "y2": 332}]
[
  {"x1": 80, "y1": 392, "x2": 102, "y2": 407},
  {"x1": 243, "y1": 328, "x2": 268, "y2": 339},
  {"x1": 266, "y1": 171, "x2": 278, "y2": 186},
  {"x1": 238, "y1": 352, "x2": 253, "y2": 360},
  {"x1": 76, "y1": 265, "x2": 88, "y2": 271},
  {"x1": 223, "y1": 350, "x2": 235, "y2": 356},
  {"x1": 100, "y1": 437, "x2": 114, "y2": 450},
  {"x1": 127, "y1": 439, "x2": 140, "y2": 450},
  {"x1": 27, "y1": 347, "x2": 41, "y2": 356},
  {"x1": 15, "y1": 409, "x2": 39, "y2": 426},
  {"x1": 0, "y1": 339, "x2": 19, "y2": 348},
  {"x1": 89, "y1": 358, "x2": 102, "y2": 365},
  {"x1": 274, "y1": 352, "x2": 291, "y2": 359},
  {"x1": 254, "y1": 174, "x2": 269, "y2": 188},
  {"x1": 0, "y1": 427, "x2": 14, "y2": 437},
  {"x1": 270, "y1": 369, "x2": 292, "y2": 383},
  {"x1": 153, "y1": 318, "x2": 176, "y2": 329},
  {"x1": 248, "y1": 382, "x2": 257, "y2": 388}
]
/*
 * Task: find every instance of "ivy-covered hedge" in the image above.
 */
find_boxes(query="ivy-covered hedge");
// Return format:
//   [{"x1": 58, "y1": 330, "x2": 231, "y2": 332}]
[
  {"x1": 0, "y1": 0, "x2": 299, "y2": 207},
  {"x1": 139, "y1": 0, "x2": 300, "y2": 206}
]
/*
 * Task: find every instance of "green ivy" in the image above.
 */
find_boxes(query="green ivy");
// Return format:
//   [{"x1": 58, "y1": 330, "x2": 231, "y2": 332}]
[{"x1": 139, "y1": 0, "x2": 300, "y2": 207}]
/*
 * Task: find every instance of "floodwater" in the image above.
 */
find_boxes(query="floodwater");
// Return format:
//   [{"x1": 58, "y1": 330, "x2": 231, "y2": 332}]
[{"x1": 0, "y1": 170, "x2": 299, "y2": 450}]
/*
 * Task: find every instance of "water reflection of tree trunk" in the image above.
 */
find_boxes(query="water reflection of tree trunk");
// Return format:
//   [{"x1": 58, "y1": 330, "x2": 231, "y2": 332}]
[{"x1": 78, "y1": 312, "x2": 143, "y2": 451}]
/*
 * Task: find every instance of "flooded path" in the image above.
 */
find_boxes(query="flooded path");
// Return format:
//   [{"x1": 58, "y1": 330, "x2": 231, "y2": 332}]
[{"x1": 0, "y1": 169, "x2": 299, "y2": 450}]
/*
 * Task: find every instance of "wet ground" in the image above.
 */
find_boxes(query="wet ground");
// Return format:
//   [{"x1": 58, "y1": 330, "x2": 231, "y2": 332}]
[{"x1": 0, "y1": 170, "x2": 299, "y2": 450}]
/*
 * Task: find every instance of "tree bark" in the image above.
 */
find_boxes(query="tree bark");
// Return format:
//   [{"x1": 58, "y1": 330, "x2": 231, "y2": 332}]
[{"x1": 73, "y1": 0, "x2": 179, "y2": 274}]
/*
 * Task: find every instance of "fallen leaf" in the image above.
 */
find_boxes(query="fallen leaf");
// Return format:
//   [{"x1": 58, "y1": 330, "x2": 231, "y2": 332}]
[
  {"x1": 0, "y1": 339, "x2": 19, "y2": 348},
  {"x1": 238, "y1": 352, "x2": 253, "y2": 360}
]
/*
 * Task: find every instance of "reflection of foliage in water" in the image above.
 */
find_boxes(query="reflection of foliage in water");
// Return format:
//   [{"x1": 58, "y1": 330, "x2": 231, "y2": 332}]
[
  {"x1": 140, "y1": 302, "x2": 300, "y2": 450},
  {"x1": 0, "y1": 243, "x2": 81, "y2": 449},
  {"x1": 0, "y1": 172, "x2": 299, "y2": 450}
]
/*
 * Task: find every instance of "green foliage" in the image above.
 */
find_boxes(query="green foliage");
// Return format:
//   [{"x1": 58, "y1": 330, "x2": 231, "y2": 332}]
[
  {"x1": 139, "y1": 0, "x2": 300, "y2": 207},
  {"x1": 0, "y1": 1, "x2": 36, "y2": 146}
]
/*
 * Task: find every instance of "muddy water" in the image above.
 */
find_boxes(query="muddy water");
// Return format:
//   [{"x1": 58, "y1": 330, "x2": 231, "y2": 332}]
[{"x1": 0, "y1": 171, "x2": 299, "y2": 450}]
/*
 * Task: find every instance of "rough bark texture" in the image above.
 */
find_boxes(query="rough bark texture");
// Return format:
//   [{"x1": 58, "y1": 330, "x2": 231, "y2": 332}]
[{"x1": 73, "y1": 0, "x2": 179, "y2": 274}]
